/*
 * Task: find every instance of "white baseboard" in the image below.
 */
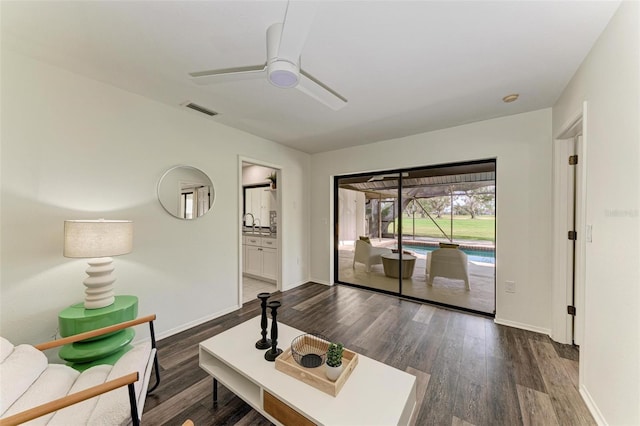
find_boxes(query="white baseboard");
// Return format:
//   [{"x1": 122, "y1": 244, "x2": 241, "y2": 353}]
[
  {"x1": 580, "y1": 384, "x2": 607, "y2": 426},
  {"x1": 493, "y1": 317, "x2": 552, "y2": 336},
  {"x1": 155, "y1": 304, "x2": 241, "y2": 341},
  {"x1": 549, "y1": 329, "x2": 572, "y2": 345},
  {"x1": 281, "y1": 279, "x2": 312, "y2": 292},
  {"x1": 309, "y1": 277, "x2": 331, "y2": 286},
  {"x1": 157, "y1": 280, "x2": 328, "y2": 341}
]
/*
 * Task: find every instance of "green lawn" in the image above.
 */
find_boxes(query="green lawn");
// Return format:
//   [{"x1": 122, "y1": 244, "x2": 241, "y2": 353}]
[{"x1": 392, "y1": 215, "x2": 495, "y2": 242}]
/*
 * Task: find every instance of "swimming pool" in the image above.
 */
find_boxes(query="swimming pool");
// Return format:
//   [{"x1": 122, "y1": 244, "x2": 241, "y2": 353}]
[{"x1": 402, "y1": 244, "x2": 495, "y2": 264}]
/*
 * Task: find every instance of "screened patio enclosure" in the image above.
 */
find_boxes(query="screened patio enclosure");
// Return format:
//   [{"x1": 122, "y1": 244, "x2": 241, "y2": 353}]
[{"x1": 334, "y1": 160, "x2": 496, "y2": 315}]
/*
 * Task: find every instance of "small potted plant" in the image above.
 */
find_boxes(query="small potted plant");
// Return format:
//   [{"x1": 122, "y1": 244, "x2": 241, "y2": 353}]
[
  {"x1": 266, "y1": 172, "x2": 277, "y2": 189},
  {"x1": 325, "y1": 342, "x2": 344, "y2": 381}
]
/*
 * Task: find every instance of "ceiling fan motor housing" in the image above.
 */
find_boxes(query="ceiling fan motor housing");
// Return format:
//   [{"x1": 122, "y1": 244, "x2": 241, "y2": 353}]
[
  {"x1": 268, "y1": 60, "x2": 299, "y2": 88},
  {"x1": 266, "y1": 22, "x2": 300, "y2": 88}
]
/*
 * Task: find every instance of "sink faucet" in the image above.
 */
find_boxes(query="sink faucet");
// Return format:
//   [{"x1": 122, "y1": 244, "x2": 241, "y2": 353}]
[
  {"x1": 253, "y1": 218, "x2": 261, "y2": 234},
  {"x1": 243, "y1": 213, "x2": 255, "y2": 230}
]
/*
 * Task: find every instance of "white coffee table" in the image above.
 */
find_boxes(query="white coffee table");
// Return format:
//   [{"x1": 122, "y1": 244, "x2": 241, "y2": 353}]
[{"x1": 199, "y1": 316, "x2": 416, "y2": 425}]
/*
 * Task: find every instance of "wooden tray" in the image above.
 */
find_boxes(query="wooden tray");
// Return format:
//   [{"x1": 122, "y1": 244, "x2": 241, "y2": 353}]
[{"x1": 275, "y1": 346, "x2": 358, "y2": 397}]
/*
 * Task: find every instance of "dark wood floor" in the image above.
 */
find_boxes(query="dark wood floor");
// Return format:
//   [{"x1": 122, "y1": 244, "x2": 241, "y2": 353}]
[{"x1": 143, "y1": 283, "x2": 594, "y2": 426}]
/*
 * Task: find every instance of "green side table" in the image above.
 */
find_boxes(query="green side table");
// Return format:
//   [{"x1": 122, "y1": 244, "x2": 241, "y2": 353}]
[{"x1": 58, "y1": 295, "x2": 138, "y2": 370}]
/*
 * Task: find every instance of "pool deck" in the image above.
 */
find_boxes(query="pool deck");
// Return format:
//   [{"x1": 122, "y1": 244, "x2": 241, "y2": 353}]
[
  {"x1": 337, "y1": 241, "x2": 495, "y2": 314},
  {"x1": 369, "y1": 237, "x2": 495, "y2": 252}
]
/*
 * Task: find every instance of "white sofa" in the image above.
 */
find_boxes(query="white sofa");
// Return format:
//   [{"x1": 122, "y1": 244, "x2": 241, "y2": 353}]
[
  {"x1": 352, "y1": 239, "x2": 393, "y2": 272},
  {"x1": 0, "y1": 315, "x2": 159, "y2": 426}
]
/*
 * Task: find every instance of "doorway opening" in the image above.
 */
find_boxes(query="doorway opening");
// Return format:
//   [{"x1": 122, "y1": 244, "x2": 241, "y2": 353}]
[
  {"x1": 553, "y1": 109, "x2": 586, "y2": 346},
  {"x1": 240, "y1": 161, "x2": 280, "y2": 304},
  {"x1": 334, "y1": 159, "x2": 496, "y2": 315}
]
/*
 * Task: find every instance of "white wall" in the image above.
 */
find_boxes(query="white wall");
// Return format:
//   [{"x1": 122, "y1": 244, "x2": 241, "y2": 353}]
[
  {"x1": 552, "y1": 2, "x2": 639, "y2": 424},
  {"x1": 310, "y1": 109, "x2": 553, "y2": 332},
  {"x1": 338, "y1": 188, "x2": 366, "y2": 243},
  {"x1": 242, "y1": 164, "x2": 275, "y2": 186},
  {"x1": 0, "y1": 49, "x2": 310, "y2": 345}
]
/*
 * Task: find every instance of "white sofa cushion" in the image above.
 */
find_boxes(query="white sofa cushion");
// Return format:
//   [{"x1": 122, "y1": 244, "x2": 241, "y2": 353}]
[
  {"x1": 0, "y1": 343, "x2": 48, "y2": 415},
  {"x1": 3, "y1": 364, "x2": 79, "y2": 425},
  {"x1": 47, "y1": 364, "x2": 111, "y2": 425},
  {"x1": 0, "y1": 337, "x2": 14, "y2": 363},
  {"x1": 87, "y1": 342, "x2": 152, "y2": 426}
]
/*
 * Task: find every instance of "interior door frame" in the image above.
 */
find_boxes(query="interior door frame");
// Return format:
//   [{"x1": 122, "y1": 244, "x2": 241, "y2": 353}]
[
  {"x1": 238, "y1": 156, "x2": 282, "y2": 307},
  {"x1": 551, "y1": 101, "x2": 588, "y2": 346}
]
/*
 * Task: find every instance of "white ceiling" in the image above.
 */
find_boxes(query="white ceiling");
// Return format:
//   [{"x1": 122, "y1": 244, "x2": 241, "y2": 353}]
[{"x1": 1, "y1": 1, "x2": 620, "y2": 154}]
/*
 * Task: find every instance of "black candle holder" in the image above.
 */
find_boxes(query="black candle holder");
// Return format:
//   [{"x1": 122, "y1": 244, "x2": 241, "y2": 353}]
[
  {"x1": 255, "y1": 292, "x2": 272, "y2": 350},
  {"x1": 264, "y1": 301, "x2": 283, "y2": 361}
]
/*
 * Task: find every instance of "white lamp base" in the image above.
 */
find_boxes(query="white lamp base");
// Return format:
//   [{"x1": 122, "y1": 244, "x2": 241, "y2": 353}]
[{"x1": 83, "y1": 257, "x2": 116, "y2": 309}]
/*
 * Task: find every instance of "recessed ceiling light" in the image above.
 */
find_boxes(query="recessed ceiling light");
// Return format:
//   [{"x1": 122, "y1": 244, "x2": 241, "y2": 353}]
[{"x1": 502, "y1": 93, "x2": 519, "y2": 103}]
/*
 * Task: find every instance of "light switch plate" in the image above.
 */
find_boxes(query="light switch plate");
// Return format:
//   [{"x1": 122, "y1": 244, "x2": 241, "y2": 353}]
[{"x1": 505, "y1": 281, "x2": 516, "y2": 293}]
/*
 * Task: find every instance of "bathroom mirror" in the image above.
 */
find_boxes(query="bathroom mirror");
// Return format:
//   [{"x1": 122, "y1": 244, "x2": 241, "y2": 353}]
[{"x1": 157, "y1": 165, "x2": 215, "y2": 219}]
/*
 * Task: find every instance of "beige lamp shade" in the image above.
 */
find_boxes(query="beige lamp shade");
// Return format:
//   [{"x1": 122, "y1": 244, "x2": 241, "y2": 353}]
[
  {"x1": 64, "y1": 220, "x2": 133, "y2": 258},
  {"x1": 63, "y1": 219, "x2": 133, "y2": 309}
]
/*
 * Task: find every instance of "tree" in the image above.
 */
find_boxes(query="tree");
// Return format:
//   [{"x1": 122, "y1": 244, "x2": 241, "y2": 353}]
[
  {"x1": 458, "y1": 187, "x2": 495, "y2": 218},
  {"x1": 418, "y1": 197, "x2": 448, "y2": 218},
  {"x1": 367, "y1": 199, "x2": 396, "y2": 238}
]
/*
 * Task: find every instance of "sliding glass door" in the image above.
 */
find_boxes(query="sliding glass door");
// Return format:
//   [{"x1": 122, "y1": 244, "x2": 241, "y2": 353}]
[
  {"x1": 336, "y1": 175, "x2": 400, "y2": 294},
  {"x1": 334, "y1": 160, "x2": 496, "y2": 315}
]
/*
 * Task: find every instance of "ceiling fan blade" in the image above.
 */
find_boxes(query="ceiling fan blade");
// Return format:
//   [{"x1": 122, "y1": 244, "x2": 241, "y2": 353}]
[
  {"x1": 368, "y1": 173, "x2": 409, "y2": 182},
  {"x1": 297, "y1": 70, "x2": 347, "y2": 110},
  {"x1": 277, "y1": 1, "x2": 318, "y2": 62},
  {"x1": 189, "y1": 64, "x2": 267, "y2": 86}
]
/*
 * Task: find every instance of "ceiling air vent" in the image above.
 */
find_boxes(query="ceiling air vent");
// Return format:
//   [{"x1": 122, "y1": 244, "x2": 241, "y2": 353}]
[{"x1": 182, "y1": 101, "x2": 218, "y2": 117}]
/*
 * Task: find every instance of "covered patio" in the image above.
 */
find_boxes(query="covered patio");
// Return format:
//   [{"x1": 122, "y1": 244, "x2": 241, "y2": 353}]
[
  {"x1": 336, "y1": 162, "x2": 496, "y2": 314},
  {"x1": 338, "y1": 239, "x2": 495, "y2": 313}
]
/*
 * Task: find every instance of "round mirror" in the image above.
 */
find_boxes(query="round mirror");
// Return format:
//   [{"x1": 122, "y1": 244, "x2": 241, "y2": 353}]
[{"x1": 157, "y1": 166, "x2": 215, "y2": 219}]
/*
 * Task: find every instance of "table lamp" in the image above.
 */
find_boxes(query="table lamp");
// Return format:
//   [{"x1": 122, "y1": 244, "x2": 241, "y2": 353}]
[{"x1": 64, "y1": 219, "x2": 133, "y2": 309}]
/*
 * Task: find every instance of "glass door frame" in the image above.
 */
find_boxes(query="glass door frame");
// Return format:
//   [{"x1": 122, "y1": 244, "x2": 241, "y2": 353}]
[{"x1": 333, "y1": 159, "x2": 497, "y2": 317}]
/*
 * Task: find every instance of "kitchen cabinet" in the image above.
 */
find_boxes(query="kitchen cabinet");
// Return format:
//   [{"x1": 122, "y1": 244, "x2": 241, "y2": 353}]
[{"x1": 243, "y1": 236, "x2": 277, "y2": 282}]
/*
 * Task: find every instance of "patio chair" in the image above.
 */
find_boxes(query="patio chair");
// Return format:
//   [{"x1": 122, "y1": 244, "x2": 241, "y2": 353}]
[
  {"x1": 427, "y1": 247, "x2": 470, "y2": 289},
  {"x1": 352, "y1": 239, "x2": 392, "y2": 272}
]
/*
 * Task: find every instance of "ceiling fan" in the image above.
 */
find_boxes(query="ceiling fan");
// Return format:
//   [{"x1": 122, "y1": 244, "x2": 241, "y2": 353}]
[
  {"x1": 189, "y1": 2, "x2": 347, "y2": 110},
  {"x1": 367, "y1": 173, "x2": 409, "y2": 182}
]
